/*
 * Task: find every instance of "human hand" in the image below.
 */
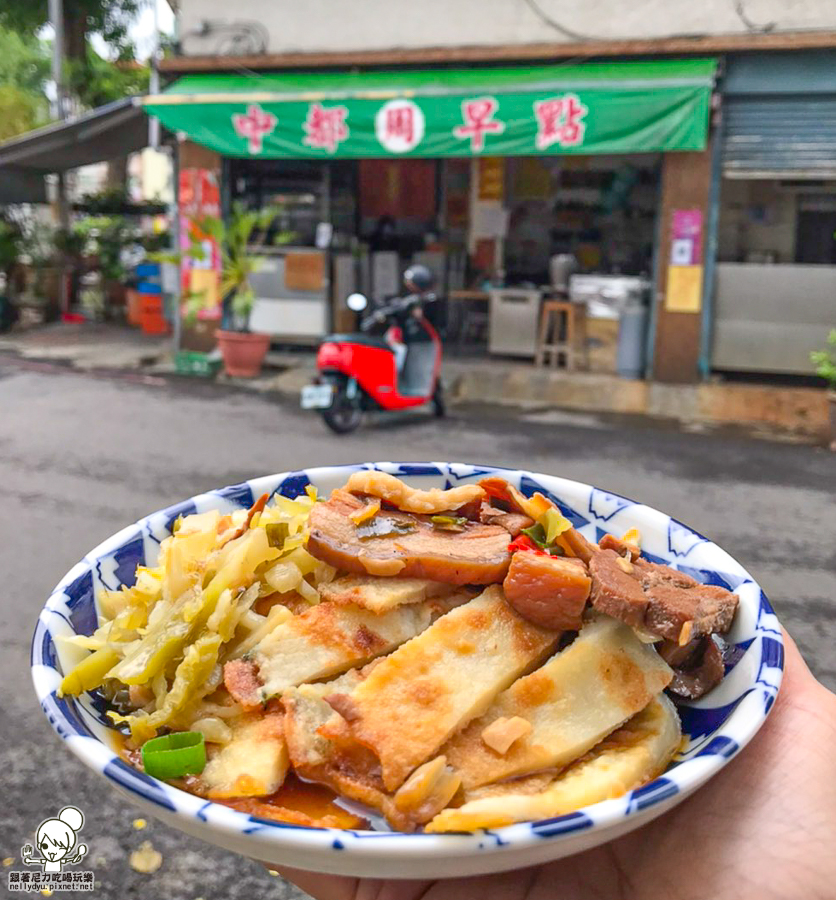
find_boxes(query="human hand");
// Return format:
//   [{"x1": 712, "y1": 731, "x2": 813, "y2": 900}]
[{"x1": 275, "y1": 630, "x2": 836, "y2": 900}]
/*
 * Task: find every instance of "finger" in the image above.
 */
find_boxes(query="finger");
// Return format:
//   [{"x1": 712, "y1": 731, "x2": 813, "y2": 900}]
[
  {"x1": 269, "y1": 864, "x2": 359, "y2": 900},
  {"x1": 270, "y1": 864, "x2": 433, "y2": 900}
]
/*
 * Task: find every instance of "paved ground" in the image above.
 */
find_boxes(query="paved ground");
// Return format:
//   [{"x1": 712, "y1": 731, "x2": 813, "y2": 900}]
[{"x1": 1, "y1": 356, "x2": 834, "y2": 899}]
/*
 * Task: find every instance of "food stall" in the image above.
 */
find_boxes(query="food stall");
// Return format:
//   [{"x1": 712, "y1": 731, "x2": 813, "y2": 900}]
[{"x1": 144, "y1": 59, "x2": 716, "y2": 372}]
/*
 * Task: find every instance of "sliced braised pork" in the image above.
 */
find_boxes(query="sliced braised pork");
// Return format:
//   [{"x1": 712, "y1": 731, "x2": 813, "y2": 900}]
[
  {"x1": 589, "y1": 549, "x2": 738, "y2": 645},
  {"x1": 307, "y1": 489, "x2": 511, "y2": 585},
  {"x1": 503, "y1": 552, "x2": 591, "y2": 630}
]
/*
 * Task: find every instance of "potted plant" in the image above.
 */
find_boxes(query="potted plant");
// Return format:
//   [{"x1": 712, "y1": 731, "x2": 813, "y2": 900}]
[
  {"x1": 189, "y1": 204, "x2": 292, "y2": 378},
  {"x1": 811, "y1": 329, "x2": 836, "y2": 451}
]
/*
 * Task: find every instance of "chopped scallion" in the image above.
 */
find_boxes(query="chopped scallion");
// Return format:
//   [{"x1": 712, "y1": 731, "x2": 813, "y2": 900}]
[
  {"x1": 141, "y1": 731, "x2": 206, "y2": 780},
  {"x1": 430, "y1": 515, "x2": 468, "y2": 532}
]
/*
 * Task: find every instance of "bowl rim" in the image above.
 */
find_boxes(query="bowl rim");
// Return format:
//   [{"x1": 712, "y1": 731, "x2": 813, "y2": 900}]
[{"x1": 31, "y1": 461, "x2": 784, "y2": 861}]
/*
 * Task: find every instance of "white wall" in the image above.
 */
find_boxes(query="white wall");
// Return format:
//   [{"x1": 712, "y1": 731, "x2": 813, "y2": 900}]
[{"x1": 176, "y1": 0, "x2": 836, "y2": 56}]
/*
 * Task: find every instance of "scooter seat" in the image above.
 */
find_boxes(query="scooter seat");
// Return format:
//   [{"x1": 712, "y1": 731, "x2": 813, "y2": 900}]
[{"x1": 323, "y1": 333, "x2": 393, "y2": 352}]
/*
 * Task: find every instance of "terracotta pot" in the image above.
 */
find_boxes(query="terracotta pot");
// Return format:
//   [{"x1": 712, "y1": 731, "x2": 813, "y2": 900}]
[
  {"x1": 216, "y1": 330, "x2": 270, "y2": 378},
  {"x1": 829, "y1": 391, "x2": 836, "y2": 451}
]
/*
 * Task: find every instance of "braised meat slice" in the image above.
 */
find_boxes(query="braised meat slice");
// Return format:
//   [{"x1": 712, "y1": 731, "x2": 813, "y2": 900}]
[
  {"x1": 634, "y1": 559, "x2": 738, "y2": 643},
  {"x1": 479, "y1": 503, "x2": 534, "y2": 537},
  {"x1": 589, "y1": 549, "x2": 648, "y2": 628},
  {"x1": 589, "y1": 549, "x2": 738, "y2": 644},
  {"x1": 307, "y1": 490, "x2": 511, "y2": 585},
  {"x1": 663, "y1": 636, "x2": 726, "y2": 699},
  {"x1": 503, "y1": 552, "x2": 591, "y2": 630}
]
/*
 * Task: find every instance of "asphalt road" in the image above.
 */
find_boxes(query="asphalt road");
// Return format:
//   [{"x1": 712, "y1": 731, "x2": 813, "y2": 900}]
[{"x1": 2, "y1": 357, "x2": 835, "y2": 900}]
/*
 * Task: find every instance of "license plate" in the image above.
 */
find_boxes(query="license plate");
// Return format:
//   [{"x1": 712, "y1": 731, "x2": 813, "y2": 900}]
[{"x1": 300, "y1": 383, "x2": 335, "y2": 409}]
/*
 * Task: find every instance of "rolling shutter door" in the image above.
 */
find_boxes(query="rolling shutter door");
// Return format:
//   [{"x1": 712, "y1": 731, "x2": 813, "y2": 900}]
[{"x1": 723, "y1": 94, "x2": 836, "y2": 179}]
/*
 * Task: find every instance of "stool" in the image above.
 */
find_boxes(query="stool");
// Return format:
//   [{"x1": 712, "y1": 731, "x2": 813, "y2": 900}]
[{"x1": 535, "y1": 301, "x2": 588, "y2": 370}]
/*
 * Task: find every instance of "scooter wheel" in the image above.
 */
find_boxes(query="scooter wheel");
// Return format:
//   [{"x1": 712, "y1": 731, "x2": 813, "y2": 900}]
[
  {"x1": 432, "y1": 382, "x2": 446, "y2": 418},
  {"x1": 322, "y1": 387, "x2": 362, "y2": 434}
]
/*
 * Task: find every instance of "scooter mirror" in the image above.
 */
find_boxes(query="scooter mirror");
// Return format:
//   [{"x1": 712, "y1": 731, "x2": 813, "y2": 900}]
[{"x1": 346, "y1": 293, "x2": 368, "y2": 312}]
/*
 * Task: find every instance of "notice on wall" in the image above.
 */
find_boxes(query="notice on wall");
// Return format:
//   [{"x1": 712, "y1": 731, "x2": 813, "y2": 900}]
[
  {"x1": 477, "y1": 157, "x2": 504, "y2": 201},
  {"x1": 666, "y1": 208, "x2": 704, "y2": 312},
  {"x1": 670, "y1": 209, "x2": 703, "y2": 266},
  {"x1": 665, "y1": 265, "x2": 703, "y2": 313}
]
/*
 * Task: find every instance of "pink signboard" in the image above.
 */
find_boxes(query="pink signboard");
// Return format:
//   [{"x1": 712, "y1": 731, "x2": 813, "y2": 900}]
[{"x1": 670, "y1": 209, "x2": 703, "y2": 266}]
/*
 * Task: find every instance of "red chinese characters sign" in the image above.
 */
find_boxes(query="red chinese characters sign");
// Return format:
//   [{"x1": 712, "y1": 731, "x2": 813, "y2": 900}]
[
  {"x1": 232, "y1": 104, "x2": 278, "y2": 154},
  {"x1": 453, "y1": 97, "x2": 506, "y2": 153},
  {"x1": 533, "y1": 93, "x2": 588, "y2": 150},
  {"x1": 303, "y1": 103, "x2": 349, "y2": 154},
  {"x1": 375, "y1": 99, "x2": 425, "y2": 154},
  {"x1": 146, "y1": 60, "x2": 715, "y2": 159}
]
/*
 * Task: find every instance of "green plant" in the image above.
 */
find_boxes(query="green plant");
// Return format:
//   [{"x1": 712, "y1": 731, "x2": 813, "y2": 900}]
[
  {"x1": 0, "y1": 214, "x2": 23, "y2": 276},
  {"x1": 154, "y1": 204, "x2": 295, "y2": 331},
  {"x1": 811, "y1": 330, "x2": 836, "y2": 391}
]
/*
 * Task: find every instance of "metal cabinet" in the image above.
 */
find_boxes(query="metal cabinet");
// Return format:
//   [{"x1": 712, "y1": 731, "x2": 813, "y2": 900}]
[{"x1": 488, "y1": 289, "x2": 541, "y2": 358}]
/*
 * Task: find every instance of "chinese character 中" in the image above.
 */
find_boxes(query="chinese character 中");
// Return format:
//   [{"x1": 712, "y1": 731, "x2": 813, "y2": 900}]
[
  {"x1": 375, "y1": 99, "x2": 425, "y2": 153},
  {"x1": 232, "y1": 104, "x2": 278, "y2": 154},
  {"x1": 453, "y1": 97, "x2": 505, "y2": 153},
  {"x1": 533, "y1": 93, "x2": 588, "y2": 150},
  {"x1": 303, "y1": 103, "x2": 349, "y2": 154}
]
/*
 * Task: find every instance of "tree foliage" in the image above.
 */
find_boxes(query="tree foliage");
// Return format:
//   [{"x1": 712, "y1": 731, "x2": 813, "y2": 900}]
[
  {"x1": 0, "y1": 1, "x2": 141, "y2": 60},
  {"x1": 0, "y1": 28, "x2": 50, "y2": 139}
]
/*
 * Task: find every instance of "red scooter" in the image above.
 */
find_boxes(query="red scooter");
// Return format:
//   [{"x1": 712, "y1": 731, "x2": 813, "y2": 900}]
[{"x1": 301, "y1": 265, "x2": 445, "y2": 434}]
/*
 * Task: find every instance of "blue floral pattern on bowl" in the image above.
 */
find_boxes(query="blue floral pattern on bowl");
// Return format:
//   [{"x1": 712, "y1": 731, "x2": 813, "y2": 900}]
[{"x1": 31, "y1": 463, "x2": 783, "y2": 879}]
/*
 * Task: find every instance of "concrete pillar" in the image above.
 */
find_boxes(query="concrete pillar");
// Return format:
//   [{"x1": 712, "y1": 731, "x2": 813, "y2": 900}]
[{"x1": 652, "y1": 145, "x2": 713, "y2": 383}]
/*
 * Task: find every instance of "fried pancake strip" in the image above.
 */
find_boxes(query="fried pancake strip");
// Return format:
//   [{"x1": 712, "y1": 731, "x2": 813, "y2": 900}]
[
  {"x1": 426, "y1": 694, "x2": 681, "y2": 832},
  {"x1": 318, "y1": 575, "x2": 455, "y2": 613},
  {"x1": 443, "y1": 616, "x2": 673, "y2": 789},
  {"x1": 327, "y1": 586, "x2": 560, "y2": 791},
  {"x1": 254, "y1": 594, "x2": 463, "y2": 699}
]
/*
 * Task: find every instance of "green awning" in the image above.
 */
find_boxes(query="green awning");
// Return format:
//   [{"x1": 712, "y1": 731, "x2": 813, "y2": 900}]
[{"x1": 144, "y1": 59, "x2": 716, "y2": 159}]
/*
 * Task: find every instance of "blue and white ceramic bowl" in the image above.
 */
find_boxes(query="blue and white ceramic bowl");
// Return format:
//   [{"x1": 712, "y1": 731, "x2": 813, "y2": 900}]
[{"x1": 31, "y1": 462, "x2": 783, "y2": 878}]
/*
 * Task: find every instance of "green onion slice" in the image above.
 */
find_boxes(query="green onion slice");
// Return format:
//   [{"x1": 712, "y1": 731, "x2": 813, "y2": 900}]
[
  {"x1": 265, "y1": 522, "x2": 290, "y2": 548},
  {"x1": 356, "y1": 517, "x2": 417, "y2": 540},
  {"x1": 430, "y1": 515, "x2": 468, "y2": 532},
  {"x1": 521, "y1": 522, "x2": 566, "y2": 555},
  {"x1": 521, "y1": 522, "x2": 548, "y2": 548},
  {"x1": 141, "y1": 731, "x2": 206, "y2": 779}
]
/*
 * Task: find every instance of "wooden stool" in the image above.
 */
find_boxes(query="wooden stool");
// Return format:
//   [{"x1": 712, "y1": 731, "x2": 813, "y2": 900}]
[{"x1": 536, "y1": 301, "x2": 581, "y2": 369}]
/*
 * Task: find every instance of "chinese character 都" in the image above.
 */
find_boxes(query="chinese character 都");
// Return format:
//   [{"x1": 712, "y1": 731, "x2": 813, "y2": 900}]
[
  {"x1": 533, "y1": 93, "x2": 588, "y2": 150},
  {"x1": 303, "y1": 103, "x2": 349, "y2": 154},
  {"x1": 375, "y1": 99, "x2": 425, "y2": 153},
  {"x1": 232, "y1": 104, "x2": 278, "y2": 154},
  {"x1": 453, "y1": 97, "x2": 505, "y2": 153}
]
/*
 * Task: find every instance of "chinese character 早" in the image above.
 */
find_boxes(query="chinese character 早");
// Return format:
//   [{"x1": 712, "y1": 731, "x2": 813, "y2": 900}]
[
  {"x1": 453, "y1": 97, "x2": 505, "y2": 153},
  {"x1": 232, "y1": 104, "x2": 278, "y2": 154},
  {"x1": 533, "y1": 93, "x2": 588, "y2": 150},
  {"x1": 303, "y1": 103, "x2": 349, "y2": 154}
]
